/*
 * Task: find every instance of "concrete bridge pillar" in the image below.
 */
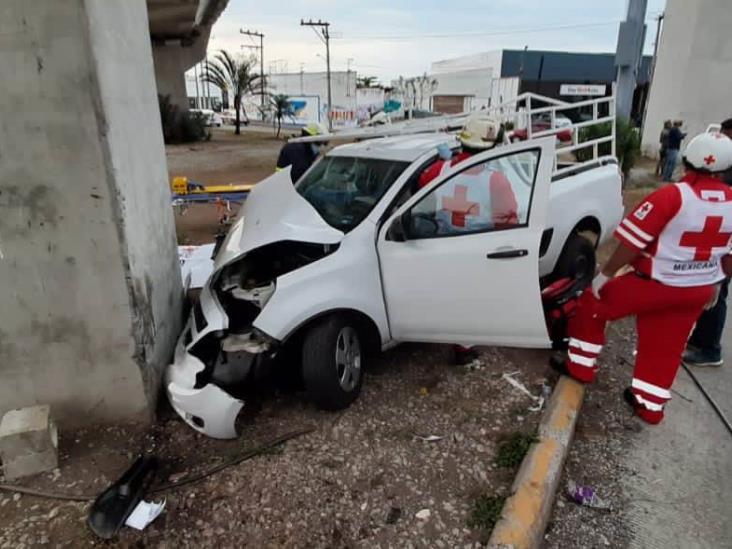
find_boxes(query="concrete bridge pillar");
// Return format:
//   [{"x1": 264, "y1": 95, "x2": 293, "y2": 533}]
[{"x1": 0, "y1": 0, "x2": 183, "y2": 425}]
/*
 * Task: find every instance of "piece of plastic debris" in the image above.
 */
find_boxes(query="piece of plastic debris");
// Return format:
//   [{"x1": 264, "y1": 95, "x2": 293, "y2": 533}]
[
  {"x1": 413, "y1": 434, "x2": 445, "y2": 442},
  {"x1": 415, "y1": 508, "x2": 431, "y2": 520},
  {"x1": 464, "y1": 359, "x2": 484, "y2": 371},
  {"x1": 419, "y1": 387, "x2": 429, "y2": 396},
  {"x1": 566, "y1": 481, "x2": 610, "y2": 509},
  {"x1": 124, "y1": 499, "x2": 166, "y2": 530},
  {"x1": 385, "y1": 506, "x2": 402, "y2": 524},
  {"x1": 502, "y1": 373, "x2": 546, "y2": 412}
]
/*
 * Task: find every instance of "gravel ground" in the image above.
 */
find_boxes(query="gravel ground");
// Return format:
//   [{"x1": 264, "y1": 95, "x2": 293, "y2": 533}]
[
  {"x1": 0, "y1": 344, "x2": 554, "y2": 548},
  {"x1": 543, "y1": 319, "x2": 642, "y2": 549}
]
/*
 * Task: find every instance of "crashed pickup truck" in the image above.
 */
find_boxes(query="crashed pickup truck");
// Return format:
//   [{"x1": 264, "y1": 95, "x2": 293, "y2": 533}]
[{"x1": 166, "y1": 97, "x2": 624, "y2": 438}]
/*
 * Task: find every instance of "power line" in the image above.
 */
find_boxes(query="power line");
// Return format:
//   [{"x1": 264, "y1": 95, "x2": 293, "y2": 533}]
[{"x1": 340, "y1": 20, "x2": 623, "y2": 42}]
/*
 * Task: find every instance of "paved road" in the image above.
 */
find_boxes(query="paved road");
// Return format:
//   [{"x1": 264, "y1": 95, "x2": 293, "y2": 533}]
[{"x1": 622, "y1": 310, "x2": 732, "y2": 548}]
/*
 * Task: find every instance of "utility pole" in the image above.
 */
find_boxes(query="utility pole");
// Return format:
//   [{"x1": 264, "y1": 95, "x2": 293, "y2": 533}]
[
  {"x1": 346, "y1": 57, "x2": 354, "y2": 97},
  {"x1": 193, "y1": 63, "x2": 200, "y2": 109},
  {"x1": 614, "y1": 0, "x2": 648, "y2": 121},
  {"x1": 301, "y1": 18, "x2": 332, "y2": 130},
  {"x1": 641, "y1": 12, "x2": 664, "y2": 133},
  {"x1": 240, "y1": 29, "x2": 265, "y2": 113},
  {"x1": 204, "y1": 55, "x2": 211, "y2": 109}
]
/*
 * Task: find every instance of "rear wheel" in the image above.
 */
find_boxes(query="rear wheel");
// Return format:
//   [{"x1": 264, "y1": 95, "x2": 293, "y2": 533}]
[
  {"x1": 553, "y1": 233, "x2": 596, "y2": 287},
  {"x1": 302, "y1": 315, "x2": 364, "y2": 411}
]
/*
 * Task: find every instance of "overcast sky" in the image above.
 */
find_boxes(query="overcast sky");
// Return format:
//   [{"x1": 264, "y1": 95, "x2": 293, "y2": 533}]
[{"x1": 207, "y1": 0, "x2": 666, "y2": 83}]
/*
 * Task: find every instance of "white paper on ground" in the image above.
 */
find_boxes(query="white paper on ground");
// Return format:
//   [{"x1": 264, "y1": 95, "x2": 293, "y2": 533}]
[
  {"x1": 125, "y1": 499, "x2": 166, "y2": 530},
  {"x1": 178, "y1": 244, "x2": 216, "y2": 289}
]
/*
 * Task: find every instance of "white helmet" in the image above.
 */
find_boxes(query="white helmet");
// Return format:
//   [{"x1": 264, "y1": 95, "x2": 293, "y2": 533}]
[
  {"x1": 459, "y1": 114, "x2": 502, "y2": 150},
  {"x1": 683, "y1": 132, "x2": 732, "y2": 173}
]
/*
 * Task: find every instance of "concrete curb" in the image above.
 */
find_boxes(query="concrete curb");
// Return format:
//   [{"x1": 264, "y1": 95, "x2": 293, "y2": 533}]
[{"x1": 488, "y1": 376, "x2": 585, "y2": 549}]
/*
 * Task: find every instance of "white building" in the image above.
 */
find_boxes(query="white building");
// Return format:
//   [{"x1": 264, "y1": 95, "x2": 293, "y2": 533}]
[
  {"x1": 641, "y1": 0, "x2": 732, "y2": 157},
  {"x1": 263, "y1": 71, "x2": 358, "y2": 128}
]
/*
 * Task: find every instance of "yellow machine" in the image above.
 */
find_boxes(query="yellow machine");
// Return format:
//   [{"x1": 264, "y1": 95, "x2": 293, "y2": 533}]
[{"x1": 171, "y1": 176, "x2": 254, "y2": 196}]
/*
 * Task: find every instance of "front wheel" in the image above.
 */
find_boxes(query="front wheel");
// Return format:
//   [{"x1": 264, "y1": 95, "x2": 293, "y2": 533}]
[
  {"x1": 553, "y1": 233, "x2": 596, "y2": 288},
  {"x1": 302, "y1": 315, "x2": 364, "y2": 411}
]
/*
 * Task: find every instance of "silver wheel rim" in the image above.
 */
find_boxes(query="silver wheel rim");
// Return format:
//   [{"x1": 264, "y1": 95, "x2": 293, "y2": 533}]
[{"x1": 335, "y1": 326, "x2": 361, "y2": 392}]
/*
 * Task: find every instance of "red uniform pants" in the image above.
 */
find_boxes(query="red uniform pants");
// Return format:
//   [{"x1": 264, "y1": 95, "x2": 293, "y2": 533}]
[{"x1": 566, "y1": 273, "x2": 713, "y2": 424}]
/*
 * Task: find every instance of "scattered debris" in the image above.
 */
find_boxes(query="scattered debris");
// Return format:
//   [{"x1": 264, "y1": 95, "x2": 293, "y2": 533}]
[
  {"x1": 87, "y1": 456, "x2": 158, "y2": 539},
  {"x1": 501, "y1": 372, "x2": 546, "y2": 412},
  {"x1": 464, "y1": 358, "x2": 484, "y2": 371},
  {"x1": 566, "y1": 480, "x2": 611, "y2": 510},
  {"x1": 124, "y1": 499, "x2": 166, "y2": 531},
  {"x1": 415, "y1": 508, "x2": 431, "y2": 520},
  {"x1": 413, "y1": 434, "x2": 444, "y2": 442}
]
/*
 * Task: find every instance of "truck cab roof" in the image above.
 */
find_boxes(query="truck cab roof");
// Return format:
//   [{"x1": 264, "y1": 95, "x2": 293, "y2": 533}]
[{"x1": 327, "y1": 134, "x2": 461, "y2": 163}]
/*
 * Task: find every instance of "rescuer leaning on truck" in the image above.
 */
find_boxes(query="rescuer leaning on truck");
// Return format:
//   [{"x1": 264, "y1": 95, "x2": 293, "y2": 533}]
[{"x1": 556, "y1": 132, "x2": 732, "y2": 424}]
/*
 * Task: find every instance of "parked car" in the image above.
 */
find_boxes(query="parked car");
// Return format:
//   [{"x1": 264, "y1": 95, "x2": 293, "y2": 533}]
[
  {"x1": 165, "y1": 125, "x2": 623, "y2": 438},
  {"x1": 190, "y1": 108, "x2": 223, "y2": 127}
]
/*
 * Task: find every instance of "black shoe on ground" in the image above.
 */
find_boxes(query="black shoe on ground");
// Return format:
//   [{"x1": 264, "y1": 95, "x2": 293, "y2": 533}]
[
  {"x1": 623, "y1": 387, "x2": 636, "y2": 410},
  {"x1": 549, "y1": 353, "x2": 570, "y2": 375}
]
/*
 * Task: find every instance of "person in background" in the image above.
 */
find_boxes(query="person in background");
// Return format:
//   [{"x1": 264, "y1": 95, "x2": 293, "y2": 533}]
[
  {"x1": 661, "y1": 120, "x2": 686, "y2": 181},
  {"x1": 657, "y1": 120, "x2": 672, "y2": 176},
  {"x1": 276, "y1": 122, "x2": 328, "y2": 183},
  {"x1": 683, "y1": 118, "x2": 732, "y2": 366}
]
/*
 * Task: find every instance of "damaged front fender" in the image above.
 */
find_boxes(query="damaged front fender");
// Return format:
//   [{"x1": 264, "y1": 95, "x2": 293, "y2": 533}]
[{"x1": 165, "y1": 319, "x2": 244, "y2": 439}]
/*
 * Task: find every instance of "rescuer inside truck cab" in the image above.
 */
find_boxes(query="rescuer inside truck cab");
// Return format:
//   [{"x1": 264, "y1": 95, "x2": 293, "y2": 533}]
[{"x1": 418, "y1": 115, "x2": 519, "y2": 365}]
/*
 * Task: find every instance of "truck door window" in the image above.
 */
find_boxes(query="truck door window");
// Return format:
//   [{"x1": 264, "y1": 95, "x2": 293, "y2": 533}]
[{"x1": 407, "y1": 149, "x2": 540, "y2": 239}]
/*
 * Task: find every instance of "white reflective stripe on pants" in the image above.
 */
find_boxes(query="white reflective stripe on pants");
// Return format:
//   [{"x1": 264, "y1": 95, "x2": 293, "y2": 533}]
[
  {"x1": 568, "y1": 352, "x2": 596, "y2": 368},
  {"x1": 632, "y1": 378, "x2": 672, "y2": 400},
  {"x1": 634, "y1": 394, "x2": 665, "y2": 412},
  {"x1": 569, "y1": 338, "x2": 602, "y2": 354}
]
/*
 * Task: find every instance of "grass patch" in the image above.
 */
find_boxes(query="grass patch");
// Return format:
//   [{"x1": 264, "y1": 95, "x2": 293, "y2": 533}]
[
  {"x1": 495, "y1": 432, "x2": 538, "y2": 468},
  {"x1": 467, "y1": 494, "x2": 506, "y2": 536}
]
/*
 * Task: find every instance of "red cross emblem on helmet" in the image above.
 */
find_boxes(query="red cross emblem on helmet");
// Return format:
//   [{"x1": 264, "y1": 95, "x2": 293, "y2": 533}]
[{"x1": 704, "y1": 154, "x2": 716, "y2": 165}]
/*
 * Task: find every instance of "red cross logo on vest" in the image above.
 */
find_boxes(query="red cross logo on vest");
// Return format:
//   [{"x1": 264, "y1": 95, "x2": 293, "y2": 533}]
[
  {"x1": 679, "y1": 216, "x2": 732, "y2": 261},
  {"x1": 441, "y1": 184, "x2": 480, "y2": 227},
  {"x1": 704, "y1": 155, "x2": 716, "y2": 166}
]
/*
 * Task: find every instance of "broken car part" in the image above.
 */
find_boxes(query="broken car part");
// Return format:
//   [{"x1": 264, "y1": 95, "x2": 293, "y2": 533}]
[{"x1": 87, "y1": 456, "x2": 158, "y2": 540}]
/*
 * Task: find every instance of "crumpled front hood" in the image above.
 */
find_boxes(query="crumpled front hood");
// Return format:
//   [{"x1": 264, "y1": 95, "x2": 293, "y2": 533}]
[{"x1": 214, "y1": 168, "x2": 344, "y2": 269}]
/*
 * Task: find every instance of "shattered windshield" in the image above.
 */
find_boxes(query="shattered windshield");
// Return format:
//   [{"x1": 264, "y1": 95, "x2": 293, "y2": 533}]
[{"x1": 296, "y1": 156, "x2": 409, "y2": 232}]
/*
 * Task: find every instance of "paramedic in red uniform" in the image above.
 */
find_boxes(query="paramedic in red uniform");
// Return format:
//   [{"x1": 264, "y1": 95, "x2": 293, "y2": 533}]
[
  {"x1": 419, "y1": 115, "x2": 519, "y2": 364},
  {"x1": 559, "y1": 132, "x2": 732, "y2": 424}
]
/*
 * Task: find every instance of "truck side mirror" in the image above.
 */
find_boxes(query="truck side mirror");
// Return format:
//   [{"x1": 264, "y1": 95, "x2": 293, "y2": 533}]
[{"x1": 387, "y1": 211, "x2": 410, "y2": 242}]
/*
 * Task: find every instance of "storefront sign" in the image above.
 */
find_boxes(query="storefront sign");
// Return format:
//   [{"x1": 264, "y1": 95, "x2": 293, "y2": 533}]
[{"x1": 559, "y1": 84, "x2": 607, "y2": 96}]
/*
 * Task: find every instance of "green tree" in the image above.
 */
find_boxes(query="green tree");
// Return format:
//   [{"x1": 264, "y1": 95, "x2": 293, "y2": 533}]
[
  {"x1": 200, "y1": 50, "x2": 264, "y2": 135},
  {"x1": 357, "y1": 75, "x2": 378, "y2": 88},
  {"x1": 271, "y1": 94, "x2": 291, "y2": 137}
]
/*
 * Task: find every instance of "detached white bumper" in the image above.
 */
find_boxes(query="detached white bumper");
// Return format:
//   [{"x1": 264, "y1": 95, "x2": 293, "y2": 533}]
[{"x1": 165, "y1": 319, "x2": 244, "y2": 439}]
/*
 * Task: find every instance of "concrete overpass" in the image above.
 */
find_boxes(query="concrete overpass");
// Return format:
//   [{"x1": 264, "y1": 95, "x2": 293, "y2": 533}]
[{"x1": 148, "y1": 0, "x2": 229, "y2": 110}]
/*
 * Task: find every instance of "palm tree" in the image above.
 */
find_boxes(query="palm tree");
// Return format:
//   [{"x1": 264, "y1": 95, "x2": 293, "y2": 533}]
[
  {"x1": 200, "y1": 50, "x2": 264, "y2": 135},
  {"x1": 271, "y1": 94, "x2": 291, "y2": 137},
  {"x1": 357, "y1": 75, "x2": 378, "y2": 88}
]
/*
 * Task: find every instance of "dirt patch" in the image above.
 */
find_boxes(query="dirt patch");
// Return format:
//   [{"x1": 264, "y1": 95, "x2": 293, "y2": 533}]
[
  {"x1": 0, "y1": 345, "x2": 555, "y2": 547},
  {"x1": 166, "y1": 128, "x2": 285, "y2": 186}
]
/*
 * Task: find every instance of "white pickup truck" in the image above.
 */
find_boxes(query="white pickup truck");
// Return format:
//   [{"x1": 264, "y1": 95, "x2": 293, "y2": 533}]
[{"x1": 166, "y1": 96, "x2": 624, "y2": 438}]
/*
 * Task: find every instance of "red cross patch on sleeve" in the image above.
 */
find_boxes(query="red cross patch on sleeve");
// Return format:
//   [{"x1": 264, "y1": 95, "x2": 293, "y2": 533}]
[{"x1": 615, "y1": 185, "x2": 682, "y2": 251}]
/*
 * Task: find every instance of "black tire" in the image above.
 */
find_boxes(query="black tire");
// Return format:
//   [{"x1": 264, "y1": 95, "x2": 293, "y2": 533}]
[
  {"x1": 302, "y1": 315, "x2": 364, "y2": 411},
  {"x1": 553, "y1": 233, "x2": 596, "y2": 287}
]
